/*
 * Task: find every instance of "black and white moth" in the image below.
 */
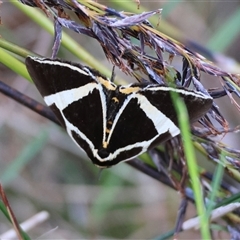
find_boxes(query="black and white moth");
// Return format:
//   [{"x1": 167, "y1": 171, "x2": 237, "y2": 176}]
[{"x1": 25, "y1": 56, "x2": 213, "y2": 168}]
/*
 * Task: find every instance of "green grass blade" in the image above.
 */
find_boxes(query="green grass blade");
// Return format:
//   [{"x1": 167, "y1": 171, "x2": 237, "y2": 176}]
[
  {"x1": 0, "y1": 38, "x2": 34, "y2": 59},
  {"x1": 0, "y1": 198, "x2": 31, "y2": 240},
  {"x1": 171, "y1": 91, "x2": 211, "y2": 239},
  {"x1": 0, "y1": 48, "x2": 31, "y2": 82}
]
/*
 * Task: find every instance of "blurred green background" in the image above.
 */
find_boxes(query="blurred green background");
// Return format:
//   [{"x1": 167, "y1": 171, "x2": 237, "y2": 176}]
[{"x1": 0, "y1": 1, "x2": 240, "y2": 239}]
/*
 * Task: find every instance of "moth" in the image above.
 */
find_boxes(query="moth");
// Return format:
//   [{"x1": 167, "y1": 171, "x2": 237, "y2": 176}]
[{"x1": 25, "y1": 56, "x2": 213, "y2": 168}]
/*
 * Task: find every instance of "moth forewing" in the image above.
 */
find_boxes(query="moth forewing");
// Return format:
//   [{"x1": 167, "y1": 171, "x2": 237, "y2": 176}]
[{"x1": 134, "y1": 93, "x2": 180, "y2": 137}]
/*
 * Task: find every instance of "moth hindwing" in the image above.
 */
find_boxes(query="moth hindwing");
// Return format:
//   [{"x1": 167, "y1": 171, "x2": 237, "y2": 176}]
[{"x1": 25, "y1": 56, "x2": 213, "y2": 168}]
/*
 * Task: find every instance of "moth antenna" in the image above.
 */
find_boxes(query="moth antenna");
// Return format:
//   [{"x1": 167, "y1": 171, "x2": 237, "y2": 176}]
[
  {"x1": 97, "y1": 168, "x2": 104, "y2": 180},
  {"x1": 110, "y1": 66, "x2": 116, "y2": 83}
]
